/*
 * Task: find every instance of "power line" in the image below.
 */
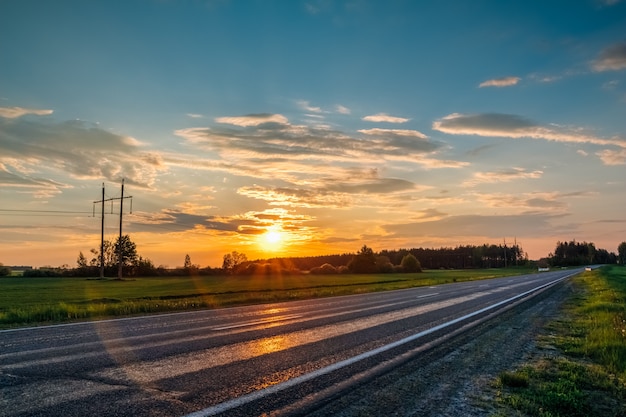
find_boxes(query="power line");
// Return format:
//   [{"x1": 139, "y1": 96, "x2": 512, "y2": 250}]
[{"x1": 0, "y1": 209, "x2": 93, "y2": 215}]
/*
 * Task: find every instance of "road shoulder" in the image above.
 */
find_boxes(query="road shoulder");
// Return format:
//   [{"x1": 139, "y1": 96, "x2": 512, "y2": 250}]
[{"x1": 307, "y1": 281, "x2": 574, "y2": 416}]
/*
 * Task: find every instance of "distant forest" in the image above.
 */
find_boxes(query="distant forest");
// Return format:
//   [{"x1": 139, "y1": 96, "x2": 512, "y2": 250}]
[{"x1": 265, "y1": 243, "x2": 527, "y2": 272}]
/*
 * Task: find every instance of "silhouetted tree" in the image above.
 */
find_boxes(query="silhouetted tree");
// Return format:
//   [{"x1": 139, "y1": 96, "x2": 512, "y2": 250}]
[
  {"x1": 76, "y1": 252, "x2": 88, "y2": 269},
  {"x1": 618, "y1": 242, "x2": 626, "y2": 265},
  {"x1": 114, "y1": 235, "x2": 138, "y2": 267},
  {"x1": 222, "y1": 251, "x2": 248, "y2": 273},
  {"x1": 348, "y1": 245, "x2": 378, "y2": 273}
]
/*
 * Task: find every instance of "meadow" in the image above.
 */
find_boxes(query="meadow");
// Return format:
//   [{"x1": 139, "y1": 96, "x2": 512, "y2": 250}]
[{"x1": 0, "y1": 268, "x2": 532, "y2": 328}]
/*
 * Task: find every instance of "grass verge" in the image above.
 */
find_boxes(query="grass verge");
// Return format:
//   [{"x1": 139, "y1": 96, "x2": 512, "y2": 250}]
[
  {"x1": 0, "y1": 268, "x2": 532, "y2": 328},
  {"x1": 494, "y1": 265, "x2": 626, "y2": 417}
]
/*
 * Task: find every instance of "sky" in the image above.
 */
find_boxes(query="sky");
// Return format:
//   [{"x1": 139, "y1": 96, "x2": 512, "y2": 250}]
[{"x1": 1, "y1": 0, "x2": 626, "y2": 269}]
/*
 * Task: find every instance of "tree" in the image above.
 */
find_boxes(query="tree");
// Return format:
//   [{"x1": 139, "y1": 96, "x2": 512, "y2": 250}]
[
  {"x1": 348, "y1": 245, "x2": 378, "y2": 273},
  {"x1": 400, "y1": 253, "x2": 422, "y2": 272},
  {"x1": 0, "y1": 263, "x2": 11, "y2": 277},
  {"x1": 85, "y1": 235, "x2": 140, "y2": 276},
  {"x1": 619, "y1": 242, "x2": 626, "y2": 265},
  {"x1": 183, "y1": 254, "x2": 199, "y2": 274},
  {"x1": 77, "y1": 252, "x2": 88, "y2": 269},
  {"x1": 132, "y1": 256, "x2": 156, "y2": 276},
  {"x1": 222, "y1": 251, "x2": 248, "y2": 273},
  {"x1": 89, "y1": 240, "x2": 116, "y2": 268},
  {"x1": 114, "y1": 235, "x2": 138, "y2": 267}
]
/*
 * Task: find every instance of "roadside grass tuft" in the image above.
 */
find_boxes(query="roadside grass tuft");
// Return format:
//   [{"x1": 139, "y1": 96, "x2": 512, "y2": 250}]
[
  {"x1": 498, "y1": 370, "x2": 529, "y2": 388},
  {"x1": 494, "y1": 266, "x2": 626, "y2": 417}
]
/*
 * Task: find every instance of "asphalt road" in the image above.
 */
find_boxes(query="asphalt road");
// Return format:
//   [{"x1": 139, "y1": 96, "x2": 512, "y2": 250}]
[{"x1": 0, "y1": 268, "x2": 582, "y2": 417}]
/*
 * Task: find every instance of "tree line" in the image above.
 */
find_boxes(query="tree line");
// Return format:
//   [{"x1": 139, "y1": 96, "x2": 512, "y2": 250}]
[
  {"x1": 548, "y1": 240, "x2": 621, "y2": 267},
  {"x1": 3, "y1": 237, "x2": 625, "y2": 278}
]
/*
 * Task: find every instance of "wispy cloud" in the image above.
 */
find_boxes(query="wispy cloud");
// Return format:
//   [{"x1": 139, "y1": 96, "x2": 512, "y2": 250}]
[
  {"x1": 215, "y1": 113, "x2": 288, "y2": 126},
  {"x1": 236, "y1": 170, "x2": 428, "y2": 210},
  {"x1": 432, "y1": 113, "x2": 626, "y2": 150},
  {"x1": 478, "y1": 76, "x2": 521, "y2": 88},
  {"x1": 0, "y1": 106, "x2": 53, "y2": 118},
  {"x1": 186, "y1": 113, "x2": 205, "y2": 119},
  {"x1": 358, "y1": 128, "x2": 428, "y2": 139},
  {"x1": 296, "y1": 100, "x2": 323, "y2": 113},
  {"x1": 475, "y1": 191, "x2": 593, "y2": 211},
  {"x1": 362, "y1": 113, "x2": 410, "y2": 123},
  {"x1": 533, "y1": 75, "x2": 561, "y2": 83},
  {"x1": 596, "y1": 148, "x2": 626, "y2": 165},
  {"x1": 173, "y1": 116, "x2": 460, "y2": 209},
  {"x1": 592, "y1": 42, "x2": 626, "y2": 71},
  {"x1": 0, "y1": 117, "x2": 165, "y2": 190},
  {"x1": 0, "y1": 166, "x2": 68, "y2": 198},
  {"x1": 335, "y1": 104, "x2": 351, "y2": 114},
  {"x1": 176, "y1": 115, "x2": 446, "y2": 169},
  {"x1": 462, "y1": 167, "x2": 543, "y2": 187},
  {"x1": 477, "y1": 192, "x2": 566, "y2": 210},
  {"x1": 383, "y1": 212, "x2": 569, "y2": 239}
]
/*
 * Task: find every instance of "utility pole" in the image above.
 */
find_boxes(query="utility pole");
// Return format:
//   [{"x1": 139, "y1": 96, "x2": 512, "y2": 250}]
[
  {"x1": 93, "y1": 180, "x2": 132, "y2": 279},
  {"x1": 117, "y1": 179, "x2": 127, "y2": 279},
  {"x1": 100, "y1": 184, "x2": 105, "y2": 278}
]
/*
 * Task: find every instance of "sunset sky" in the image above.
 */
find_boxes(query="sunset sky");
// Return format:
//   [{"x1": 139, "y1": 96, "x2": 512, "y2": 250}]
[{"x1": 1, "y1": 0, "x2": 626, "y2": 269}]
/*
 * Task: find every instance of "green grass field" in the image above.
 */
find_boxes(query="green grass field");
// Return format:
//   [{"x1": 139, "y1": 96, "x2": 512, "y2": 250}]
[
  {"x1": 495, "y1": 265, "x2": 626, "y2": 417},
  {"x1": 0, "y1": 268, "x2": 532, "y2": 328}
]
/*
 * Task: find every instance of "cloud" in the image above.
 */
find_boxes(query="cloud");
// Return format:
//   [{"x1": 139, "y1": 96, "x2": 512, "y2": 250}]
[
  {"x1": 596, "y1": 148, "x2": 626, "y2": 165},
  {"x1": 131, "y1": 207, "x2": 315, "y2": 241},
  {"x1": 362, "y1": 113, "x2": 410, "y2": 123},
  {"x1": 237, "y1": 168, "x2": 427, "y2": 209},
  {"x1": 176, "y1": 117, "x2": 445, "y2": 169},
  {"x1": 534, "y1": 75, "x2": 561, "y2": 83},
  {"x1": 130, "y1": 209, "x2": 240, "y2": 233},
  {"x1": 215, "y1": 113, "x2": 288, "y2": 126},
  {"x1": 478, "y1": 76, "x2": 521, "y2": 88},
  {"x1": 432, "y1": 113, "x2": 626, "y2": 149},
  {"x1": 296, "y1": 100, "x2": 323, "y2": 113},
  {"x1": 238, "y1": 185, "x2": 352, "y2": 209},
  {"x1": 0, "y1": 166, "x2": 68, "y2": 199},
  {"x1": 383, "y1": 212, "x2": 569, "y2": 239},
  {"x1": 592, "y1": 42, "x2": 626, "y2": 71},
  {"x1": 0, "y1": 106, "x2": 53, "y2": 118},
  {"x1": 462, "y1": 167, "x2": 543, "y2": 187},
  {"x1": 0, "y1": 118, "x2": 165, "y2": 190},
  {"x1": 172, "y1": 114, "x2": 465, "y2": 215},
  {"x1": 335, "y1": 104, "x2": 351, "y2": 114},
  {"x1": 186, "y1": 113, "x2": 204, "y2": 118},
  {"x1": 602, "y1": 80, "x2": 620, "y2": 90},
  {"x1": 358, "y1": 128, "x2": 428, "y2": 139}
]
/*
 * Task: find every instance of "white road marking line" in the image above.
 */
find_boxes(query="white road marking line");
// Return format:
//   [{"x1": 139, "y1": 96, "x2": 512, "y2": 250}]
[{"x1": 183, "y1": 274, "x2": 573, "y2": 417}]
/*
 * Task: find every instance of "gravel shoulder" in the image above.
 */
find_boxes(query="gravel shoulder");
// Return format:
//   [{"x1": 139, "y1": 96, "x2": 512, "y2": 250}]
[{"x1": 307, "y1": 280, "x2": 574, "y2": 417}]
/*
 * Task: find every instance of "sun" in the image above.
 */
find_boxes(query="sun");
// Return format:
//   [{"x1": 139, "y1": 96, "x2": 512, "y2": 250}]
[
  {"x1": 265, "y1": 230, "x2": 282, "y2": 244},
  {"x1": 260, "y1": 228, "x2": 285, "y2": 251}
]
